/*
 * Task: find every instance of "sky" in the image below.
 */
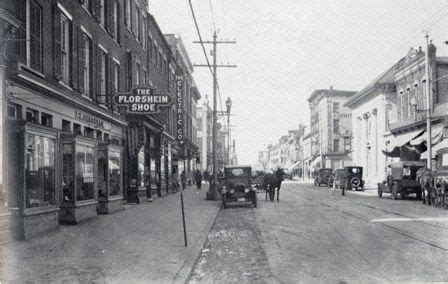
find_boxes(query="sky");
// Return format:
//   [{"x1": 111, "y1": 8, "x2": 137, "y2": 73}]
[{"x1": 149, "y1": 0, "x2": 448, "y2": 166}]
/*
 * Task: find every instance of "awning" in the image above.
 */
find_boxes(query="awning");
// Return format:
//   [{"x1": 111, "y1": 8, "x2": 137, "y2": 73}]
[
  {"x1": 386, "y1": 129, "x2": 424, "y2": 150},
  {"x1": 286, "y1": 161, "x2": 302, "y2": 174},
  {"x1": 420, "y1": 138, "x2": 448, "y2": 160},
  {"x1": 310, "y1": 156, "x2": 322, "y2": 171},
  {"x1": 410, "y1": 124, "x2": 444, "y2": 146}
]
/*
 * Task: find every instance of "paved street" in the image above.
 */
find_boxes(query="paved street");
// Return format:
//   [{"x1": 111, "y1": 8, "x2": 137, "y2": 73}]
[{"x1": 190, "y1": 181, "x2": 448, "y2": 283}]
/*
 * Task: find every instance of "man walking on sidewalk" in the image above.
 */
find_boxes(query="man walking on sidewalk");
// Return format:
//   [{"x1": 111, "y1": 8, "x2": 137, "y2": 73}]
[
  {"x1": 181, "y1": 170, "x2": 187, "y2": 191},
  {"x1": 195, "y1": 169, "x2": 203, "y2": 191}
]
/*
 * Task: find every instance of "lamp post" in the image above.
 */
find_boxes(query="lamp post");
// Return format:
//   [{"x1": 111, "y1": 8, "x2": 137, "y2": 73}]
[
  {"x1": 225, "y1": 97, "x2": 232, "y2": 165},
  {"x1": 410, "y1": 32, "x2": 432, "y2": 170}
]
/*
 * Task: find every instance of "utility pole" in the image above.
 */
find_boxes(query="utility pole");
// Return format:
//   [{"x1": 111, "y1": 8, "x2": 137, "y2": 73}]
[
  {"x1": 194, "y1": 31, "x2": 236, "y2": 199},
  {"x1": 424, "y1": 31, "x2": 432, "y2": 170}
]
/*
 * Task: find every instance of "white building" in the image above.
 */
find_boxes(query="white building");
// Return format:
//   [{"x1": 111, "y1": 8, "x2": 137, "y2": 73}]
[{"x1": 344, "y1": 66, "x2": 397, "y2": 188}]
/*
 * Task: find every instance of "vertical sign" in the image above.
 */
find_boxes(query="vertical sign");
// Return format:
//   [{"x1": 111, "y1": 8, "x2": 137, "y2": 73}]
[{"x1": 176, "y1": 75, "x2": 184, "y2": 146}]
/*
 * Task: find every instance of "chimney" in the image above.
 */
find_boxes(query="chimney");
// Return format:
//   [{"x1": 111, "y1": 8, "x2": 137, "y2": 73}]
[{"x1": 330, "y1": 86, "x2": 334, "y2": 91}]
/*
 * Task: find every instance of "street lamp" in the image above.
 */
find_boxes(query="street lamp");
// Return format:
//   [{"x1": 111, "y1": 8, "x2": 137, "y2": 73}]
[{"x1": 225, "y1": 97, "x2": 232, "y2": 165}]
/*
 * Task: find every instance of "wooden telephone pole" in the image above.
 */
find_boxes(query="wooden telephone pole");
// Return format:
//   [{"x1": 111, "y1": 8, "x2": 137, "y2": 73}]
[{"x1": 194, "y1": 31, "x2": 236, "y2": 199}]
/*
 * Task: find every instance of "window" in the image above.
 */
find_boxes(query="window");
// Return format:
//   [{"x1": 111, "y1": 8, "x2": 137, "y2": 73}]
[
  {"x1": 73, "y1": 123, "x2": 82, "y2": 135},
  {"x1": 99, "y1": 0, "x2": 105, "y2": 27},
  {"x1": 26, "y1": 108, "x2": 39, "y2": 123},
  {"x1": 333, "y1": 102, "x2": 339, "y2": 113},
  {"x1": 125, "y1": 0, "x2": 130, "y2": 27},
  {"x1": 75, "y1": 144, "x2": 95, "y2": 201},
  {"x1": 142, "y1": 68, "x2": 147, "y2": 85},
  {"x1": 25, "y1": 133, "x2": 56, "y2": 208},
  {"x1": 333, "y1": 139, "x2": 340, "y2": 152},
  {"x1": 84, "y1": 127, "x2": 94, "y2": 138},
  {"x1": 7, "y1": 104, "x2": 20, "y2": 119},
  {"x1": 333, "y1": 119, "x2": 339, "y2": 133},
  {"x1": 60, "y1": 13, "x2": 71, "y2": 85},
  {"x1": 99, "y1": 49, "x2": 107, "y2": 103},
  {"x1": 113, "y1": 1, "x2": 118, "y2": 41},
  {"x1": 29, "y1": 0, "x2": 42, "y2": 71},
  {"x1": 126, "y1": 51, "x2": 132, "y2": 91},
  {"x1": 136, "y1": 62, "x2": 141, "y2": 85},
  {"x1": 109, "y1": 151, "x2": 122, "y2": 196},
  {"x1": 41, "y1": 113, "x2": 53, "y2": 127},
  {"x1": 113, "y1": 62, "x2": 119, "y2": 92},
  {"x1": 96, "y1": 130, "x2": 102, "y2": 141},
  {"x1": 104, "y1": 133, "x2": 110, "y2": 142},
  {"x1": 135, "y1": 7, "x2": 140, "y2": 39},
  {"x1": 141, "y1": 16, "x2": 146, "y2": 48},
  {"x1": 62, "y1": 119, "x2": 71, "y2": 132},
  {"x1": 83, "y1": 34, "x2": 92, "y2": 96}
]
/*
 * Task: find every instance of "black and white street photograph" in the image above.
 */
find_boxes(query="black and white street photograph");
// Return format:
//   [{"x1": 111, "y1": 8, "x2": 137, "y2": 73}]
[{"x1": 0, "y1": 0, "x2": 448, "y2": 282}]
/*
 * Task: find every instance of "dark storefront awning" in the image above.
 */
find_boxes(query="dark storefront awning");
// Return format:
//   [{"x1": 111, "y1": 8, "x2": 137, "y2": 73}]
[
  {"x1": 409, "y1": 124, "x2": 444, "y2": 146},
  {"x1": 382, "y1": 129, "x2": 425, "y2": 160}
]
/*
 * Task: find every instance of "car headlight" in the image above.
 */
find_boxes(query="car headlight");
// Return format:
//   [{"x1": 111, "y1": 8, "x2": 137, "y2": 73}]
[
  {"x1": 221, "y1": 186, "x2": 227, "y2": 193},
  {"x1": 244, "y1": 188, "x2": 250, "y2": 193}
]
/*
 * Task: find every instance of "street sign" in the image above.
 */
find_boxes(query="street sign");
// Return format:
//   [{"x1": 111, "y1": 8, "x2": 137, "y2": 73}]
[{"x1": 114, "y1": 86, "x2": 173, "y2": 114}]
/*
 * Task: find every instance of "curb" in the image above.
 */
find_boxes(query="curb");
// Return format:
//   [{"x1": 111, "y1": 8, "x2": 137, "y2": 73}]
[{"x1": 173, "y1": 200, "x2": 222, "y2": 284}]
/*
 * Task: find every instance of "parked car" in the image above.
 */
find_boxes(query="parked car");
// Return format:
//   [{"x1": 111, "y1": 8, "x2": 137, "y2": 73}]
[
  {"x1": 337, "y1": 166, "x2": 365, "y2": 195},
  {"x1": 221, "y1": 165, "x2": 257, "y2": 208},
  {"x1": 377, "y1": 161, "x2": 425, "y2": 200},
  {"x1": 313, "y1": 168, "x2": 333, "y2": 187}
]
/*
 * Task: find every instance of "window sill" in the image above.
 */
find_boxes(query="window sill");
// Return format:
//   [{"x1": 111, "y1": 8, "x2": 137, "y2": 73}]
[
  {"x1": 58, "y1": 81, "x2": 74, "y2": 91},
  {"x1": 19, "y1": 63, "x2": 45, "y2": 79},
  {"x1": 81, "y1": 94, "x2": 93, "y2": 101}
]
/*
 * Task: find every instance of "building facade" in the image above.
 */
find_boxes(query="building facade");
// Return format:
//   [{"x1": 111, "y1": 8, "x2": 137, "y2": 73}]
[
  {"x1": 0, "y1": 0, "x2": 201, "y2": 240},
  {"x1": 344, "y1": 66, "x2": 397, "y2": 188},
  {"x1": 308, "y1": 87, "x2": 356, "y2": 171}
]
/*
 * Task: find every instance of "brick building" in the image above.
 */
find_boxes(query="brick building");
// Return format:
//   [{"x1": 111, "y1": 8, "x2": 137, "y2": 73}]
[{"x1": 0, "y1": 0, "x2": 201, "y2": 240}]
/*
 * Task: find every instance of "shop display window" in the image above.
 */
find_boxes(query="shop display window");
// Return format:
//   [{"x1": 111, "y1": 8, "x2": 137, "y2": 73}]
[
  {"x1": 25, "y1": 133, "x2": 55, "y2": 208},
  {"x1": 62, "y1": 144, "x2": 74, "y2": 203},
  {"x1": 138, "y1": 147, "x2": 145, "y2": 187},
  {"x1": 75, "y1": 144, "x2": 95, "y2": 201},
  {"x1": 109, "y1": 150, "x2": 121, "y2": 195}
]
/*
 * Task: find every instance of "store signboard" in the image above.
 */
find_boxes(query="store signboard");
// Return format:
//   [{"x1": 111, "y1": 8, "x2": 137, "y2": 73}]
[
  {"x1": 114, "y1": 86, "x2": 173, "y2": 114},
  {"x1": 176, "y1": 75, "x2": 184, "y2": 146}
]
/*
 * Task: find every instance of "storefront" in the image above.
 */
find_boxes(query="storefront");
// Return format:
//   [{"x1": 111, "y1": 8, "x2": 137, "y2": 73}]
[{"x1": 5, "y1": 82, "x2": 127, "y2": 238}]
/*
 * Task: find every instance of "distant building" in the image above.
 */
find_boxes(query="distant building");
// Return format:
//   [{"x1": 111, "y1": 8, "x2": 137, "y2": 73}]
[{"x1": 307, "y1": 86, "x2": 357, "y2": 171}]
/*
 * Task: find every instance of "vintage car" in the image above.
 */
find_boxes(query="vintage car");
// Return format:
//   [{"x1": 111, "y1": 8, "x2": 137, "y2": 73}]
[
  {"x1": 378, "y1": 161, "x2": 425, "y2": 200},
  {"x1": 313, "y1": 168, "x2": 334, "y2": 187},
  {"x1": 336, "y1": 166, "x2": 365, "y2": 195},
  {"x1": 221, "y1": 165, "x2": 257, "y2": 208},
  {"x1": 434, "y1": 146, "x2": 448, "y2": 209}
]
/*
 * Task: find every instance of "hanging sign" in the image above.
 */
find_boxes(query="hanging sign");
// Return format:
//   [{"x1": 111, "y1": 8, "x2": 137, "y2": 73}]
[
  {"x1": 176, "y1": 75, "x2": 184, "y2": 146},
  {"x1": 114, "y1": 86, "x2": 173, "y2": 114}
]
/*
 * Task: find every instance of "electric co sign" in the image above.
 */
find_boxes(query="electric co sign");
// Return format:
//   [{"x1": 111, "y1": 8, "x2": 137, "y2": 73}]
[{"x1": 114, "y1": 87, "x2": 173, "y2": 114}]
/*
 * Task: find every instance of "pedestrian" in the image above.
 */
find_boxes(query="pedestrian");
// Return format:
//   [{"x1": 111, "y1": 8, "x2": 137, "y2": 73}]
[
  {"x1": 172, "y1": 167, "x2": 179, "y2": 193},
  {"x1": 203, "y1": 170, "x2": 209, "y2": 184},
  {"x1": 195, "y1": 169, "x2": 203, "y2": 191},
  {"x1": 180, "y1": 170, "x2": 187, "y2": 191}
]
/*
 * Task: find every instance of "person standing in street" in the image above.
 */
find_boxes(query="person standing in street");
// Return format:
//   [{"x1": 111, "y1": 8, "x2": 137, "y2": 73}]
[
  {"x1": 195, "y1": 169, "x2": 203, "y2": 191},
  {"x1": 203, "y1": 170, "x2": 209, "y2": 184},
  {"x1": 180, "y1": 170, "x2": 187, "y2": 191}
]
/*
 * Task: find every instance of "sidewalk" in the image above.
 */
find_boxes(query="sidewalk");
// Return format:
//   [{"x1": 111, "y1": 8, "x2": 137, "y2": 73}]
[{"x1": 0, "y1": 184, "x2": 220, "y2": 283}]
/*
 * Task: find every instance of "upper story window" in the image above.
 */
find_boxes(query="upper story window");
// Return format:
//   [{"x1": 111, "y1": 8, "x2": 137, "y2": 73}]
[
  {"x1": 99, "y1": 0, "x2": 105, "y2": 27},
  {"x1": 142, "y1": 68, "x2": 147, "y2": 85},
  {"x1": 333, "y1": 119, "x2": 339, "y2": 133},
  {"x1": 99, "y1": 49, "x2": 107, "y2": 103},
  {"x1": 82, "y1": 33, "x2": 92, "y2": 97},
  {"x1": 113, "y1": 61, "x2": 119, "y2": 92},
  {"x1": 125, "y1": 0, "x2": 131, "y2": 28},
  {"x1": 136, "y1": 62, "x2": 141, "y2": 85},
  {"x1": 141, "y1": 16, "x2": 146, "y2": 49},
  {"x1": 333, "y1": 139, "x2": 340, "y2": 152},
  {"x1": 135, "y1": 7, "x2": 140, "y2": 40},
  {"x1": 60, "y1": 13, "x2": 71, "y2": 85},
  {"x1": 333, "y1": 102, "x2": 339, "y2": 113},
  {"x1": 16, "y1": 0, "x2": 43, "y2": 72},
  {"x1": 113, "y1": 1, "x2": 118, "y2": 41}
]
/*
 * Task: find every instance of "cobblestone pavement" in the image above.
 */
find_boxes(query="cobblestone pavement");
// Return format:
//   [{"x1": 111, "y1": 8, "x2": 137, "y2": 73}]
[{"x1": 189, "y1": 204, "x2": 278, "y2": 283}]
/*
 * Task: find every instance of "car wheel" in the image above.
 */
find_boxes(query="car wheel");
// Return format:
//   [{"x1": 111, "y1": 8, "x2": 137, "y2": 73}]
[
  {"x1": 442, "y1": 196, "x2": 447, "y2": 210},
  {"x1": 416, "y1": 190, "x2": 422, "y2": 200},
  {"x1": 432, "y1": 196, "x2": 438, "y2": 207},
  {"x1": 342, "y1": 187, "x2": 345, "y2": 196},
  {"x1": 392, "y1": 183, "x2": 399, "y2": 200},
  {"x1": 253, "y1": 192, "x2": 258, "y2": 208},
  {"x1": 378, "y1": 188, "x2": 383, "y2": 198}
]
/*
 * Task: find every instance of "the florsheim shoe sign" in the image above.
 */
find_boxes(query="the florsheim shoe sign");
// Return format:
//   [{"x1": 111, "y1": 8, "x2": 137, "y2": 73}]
[{"x1": 114, "y1": 86, "x2": 173, "y2": 113}]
